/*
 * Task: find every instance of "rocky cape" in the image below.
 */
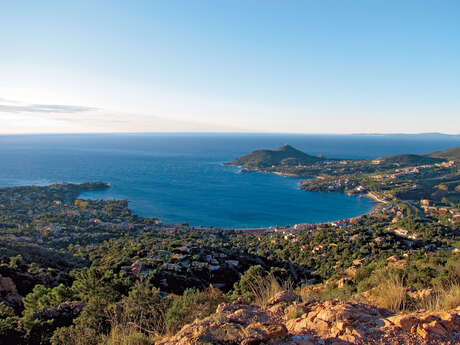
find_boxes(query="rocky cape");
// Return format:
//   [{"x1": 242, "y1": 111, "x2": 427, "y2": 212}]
[{"x1": 227, "y1": 144, "x2": 326, "y2": 169}]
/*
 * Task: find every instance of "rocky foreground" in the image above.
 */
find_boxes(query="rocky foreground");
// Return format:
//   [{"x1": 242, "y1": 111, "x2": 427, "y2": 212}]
[{"x1": 156, "y1": 291, "x2": 460, "y2": 345}]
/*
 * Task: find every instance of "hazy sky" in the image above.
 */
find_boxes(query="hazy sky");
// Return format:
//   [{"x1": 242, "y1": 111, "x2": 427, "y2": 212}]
[{"x1": 1, "y1": 1, "x2": 459, "y2": 134}]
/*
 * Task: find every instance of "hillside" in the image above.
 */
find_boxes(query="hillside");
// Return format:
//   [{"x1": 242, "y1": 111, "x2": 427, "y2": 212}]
[
  {"x1": 378, "y1": 154, "x2": 445, "y2": 165},
  {"x1": 229, "y1": 144, "x2": 324, "y2": 168},
  {"x1": 427, "y1": 146, "x2": 460, "y2": 162}
]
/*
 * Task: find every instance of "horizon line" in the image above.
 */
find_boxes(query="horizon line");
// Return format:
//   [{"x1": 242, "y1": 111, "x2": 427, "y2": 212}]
[{"x1": 1, "y1": 131, "x2": 460, "y2": 137}]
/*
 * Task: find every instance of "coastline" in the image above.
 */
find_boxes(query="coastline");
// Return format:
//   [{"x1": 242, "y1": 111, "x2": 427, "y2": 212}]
[
  {"x1": 72, "y1": 178, "x2": 381, "y2": 233},
  {"x1": 226, "y1": 164, "x2": 385, "y2": 232}
]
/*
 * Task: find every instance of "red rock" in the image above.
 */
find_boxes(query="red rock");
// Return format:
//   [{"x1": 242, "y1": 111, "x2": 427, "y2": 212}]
[
  {"x1": 422, "y1": 320, "x2": 448, "y2": 337},
  {"x1": 416, "y1": 324, "x2": 429, "y2": 339},
  {"x1": 266, "y1": 290, "x2": 298, "y2": 306},
  {"x1": 439, "y1": 311, "x2": 460, "y2": 332},
  {"x1": 386, "y1": 314, "x2": 419, "y2": 332}
]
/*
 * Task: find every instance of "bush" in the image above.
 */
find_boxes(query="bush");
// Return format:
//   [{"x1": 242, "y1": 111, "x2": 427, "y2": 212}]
[
  {"x1": 108, "y1": 282, "x2": 169, "y2": 336},
  {"x1": 0, "y1": 302, "x2": 23, "y2": 345},
  {"x1": 50, "y1": 325, "x2": 100, "y2": 345},
  {"x1": 232, "y1": 265, "x2": 291, "y2": 306},
  {"x1": 71, "y1": 267, "x2": 130, "y2": 303},
  {"x1": 23, "y1": 284, "x2": 73, "y2": 318},
  {"x1": 165, "y1": 287, "x2": 226, "y2": 334},
  {"x1": 101, "y1": 324, "x2": 155, "y2": 345},
  {"x1": 231, "y1": 265, "x2": 268, "y2": 302}
]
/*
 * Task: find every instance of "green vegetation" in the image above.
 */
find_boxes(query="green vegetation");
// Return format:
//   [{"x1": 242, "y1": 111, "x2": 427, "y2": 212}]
[
  {"x1": 427, "y1": 146, "x2": 460, "y2": 162},
  {"x1": 378, "y1": 153, "x2": 445, "y2": 165},
  {"x1": 228, "y1": 144, "x2": 324, "y2": 168}
]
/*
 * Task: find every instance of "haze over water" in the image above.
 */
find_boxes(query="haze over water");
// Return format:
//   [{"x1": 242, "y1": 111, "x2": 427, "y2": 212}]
[{"x1": 1, "y1": 133, "x2": 459, "y2": 228}]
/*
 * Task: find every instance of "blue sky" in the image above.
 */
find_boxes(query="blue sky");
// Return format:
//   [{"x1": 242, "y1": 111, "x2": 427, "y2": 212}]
[{"x1": 1, "y1": 1, "x2": 459, "y2": 134}]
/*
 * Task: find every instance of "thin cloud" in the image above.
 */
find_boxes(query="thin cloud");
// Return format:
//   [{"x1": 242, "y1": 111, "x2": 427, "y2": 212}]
[
  {"x1": 0, "y1": 98, "x2": 97, "y2": 114},
  {"x1": 0, "y1": 97, "x2": 245, "y2": 133},
  {"x1": 0, "y1": 97, "x2": 19, "y2": 104}
]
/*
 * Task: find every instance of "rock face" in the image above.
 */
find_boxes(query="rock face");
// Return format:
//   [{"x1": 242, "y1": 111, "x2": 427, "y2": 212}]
[
  {"x1": 0, "y1": 276, "x2": 22, "y2": 311},
  {"x1": 386, "y1": 310, "x2": 460, "y2": 340},
  {"x1": 156, "y1": 291, "x2": 460, "y2": 345},
  {"x1": 285, "y1": 299, "x2": 391, "y2": 343},
  {"x1": 0, "y1": 277, "x2": 18, "y2": 294},
  {"x1": 33, "y1": 301, "x2": 85, "y2": 329}
]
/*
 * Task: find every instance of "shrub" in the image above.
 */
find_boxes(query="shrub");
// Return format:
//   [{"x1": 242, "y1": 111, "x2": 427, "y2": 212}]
[
  {"x1": 232, "y1": 265, "x2": 289, "y2": 305},
  {"x1": 71, "y1": 267, "x2": 130, "y2": 303},
  {"x1": 108, "y1": 282, "x2": 169, "y2": 336},
  {"x1": 50, "y1": 325, "x2": 100, "y2": 345},
  {"x1": 231, "y1": 265, "x2": 268, "y2": 302},
  {"x1": 0, "y1": 302, "x2": 23, "y2": 344},
  {"x1": 165, "y1": 287, "x2": 226, "y2": 334},
  {"x1": 101, "y1": 324, "x2": 155, "y2": 345},
  {"x1": 23, "y1": 284, "x2": 73, "y2": 318}
]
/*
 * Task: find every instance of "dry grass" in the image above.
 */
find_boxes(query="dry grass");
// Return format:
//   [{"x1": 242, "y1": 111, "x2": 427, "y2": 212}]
[
  {"x1": 372, "y1": 274, "x2": 407, "y2": 312},
  {"x1": 102, "y1": 324, "x2": 160, "y2": 345},
  {"x1": 298, "y1": 284, "x2": 320, "y2": 304},
  {"x1": 246, "y1": 273, "x2": 290, "y2": 306},
  {"x1": 298, "y1": 282, "x2": 353, "y2": 304},
  {"x1": 418, "y1": 284, "x2": 460, "y2": 311},
  {"x1": 440, "y1": 284, "x2": 460, "y2": 309},
  {"x1": 285, "y1": 304, "x2": 304, "y2": 320}
]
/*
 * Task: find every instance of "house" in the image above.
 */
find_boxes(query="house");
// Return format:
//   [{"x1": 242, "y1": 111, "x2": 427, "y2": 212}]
[
  {"x1": 162, "y1": 263, "x2": 180, "y2": 272},
  {"x1": 226, "y1": 260, "x2": 239, "y2": 267},
  {"x1": 177, "y1": 246, "x2": 191, "y2": 253}
]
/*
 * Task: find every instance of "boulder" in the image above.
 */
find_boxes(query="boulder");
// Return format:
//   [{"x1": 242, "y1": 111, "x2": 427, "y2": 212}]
[
  {"x1": 245, "y1": 322, "x2": 287, "y2": 341},
  {"x1": 266, "y1": 290, "x2": 298, "y2": 307},
  {"x1": 386, "y1": 314, "x2": 419, "y2": 332},
  {"x1": 33, "y1": 301, "x2": 85, "y2": 322},
  {"x1": 0, "y1": 277, "x2": 17, "y2": 294}
]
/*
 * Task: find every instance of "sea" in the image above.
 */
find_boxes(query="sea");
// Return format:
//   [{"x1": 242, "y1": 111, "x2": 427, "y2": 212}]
[{"x1": 0, "y1": 133, "x2": 459, "y2": 228}]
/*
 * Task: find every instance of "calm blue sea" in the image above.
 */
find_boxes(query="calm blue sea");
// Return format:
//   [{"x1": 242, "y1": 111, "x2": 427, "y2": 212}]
[{"x1": 0, "y1": 133, "x2": 459, "y2": 228}]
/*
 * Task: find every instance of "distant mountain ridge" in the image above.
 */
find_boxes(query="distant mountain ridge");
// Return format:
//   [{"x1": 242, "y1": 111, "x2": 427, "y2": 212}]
[
  {"x1": 426, "y1": 147, "x2": 460, "y2": 162},
  {"x1": 229, "y1": 144, "x2": 324, "y2": 168},
  {"x1": 378, "y1": 154, "x2": 445, "y2": 165},
  {"x1": 230, "y1": 145, "x2": 460, "y2": 168}
]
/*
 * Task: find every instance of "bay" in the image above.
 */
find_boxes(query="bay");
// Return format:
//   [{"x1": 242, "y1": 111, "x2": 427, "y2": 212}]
[{"x1": 0, "y1": 133, "x2": 458, "y2": 228}]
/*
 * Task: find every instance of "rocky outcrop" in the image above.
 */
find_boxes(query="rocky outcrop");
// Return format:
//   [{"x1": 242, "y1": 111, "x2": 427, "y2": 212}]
[
  {"x1": 33, "y1": 301, "x2": 85, "y2": 325},
  {"x1": 386, "y1": 309, "x2": 460, "y2": 340},
  {"x1": 285, "y1": 299, "x2": 392, "y2": 343},
  {"x1": 0, "y1": 276, "x2": 22, "y2": 311},
  {"x1": 156, "y1": 291, "x2": 460, "y2": 345},
  {"x1": 0, "y1": 277, "x2": 18, "y2": 294},
  {"x1": 157, "y1": 293, "x2": 292, "y2": 345},
  {"x1": 266, "y1": 290, "x2": 298, "y2": 307}
]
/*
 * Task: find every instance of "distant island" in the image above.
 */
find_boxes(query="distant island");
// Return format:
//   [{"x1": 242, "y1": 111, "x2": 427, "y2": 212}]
[
  {"x1": 227, "y1": 144, "x2": 326, "y2": 168},
  {"x1": 229, "y1": 144, "x2": 460, "y2": 172}
]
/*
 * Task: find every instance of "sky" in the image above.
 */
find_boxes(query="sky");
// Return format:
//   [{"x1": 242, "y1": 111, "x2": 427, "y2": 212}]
[{"x1": 1, "y1": 1, "x2": 459, "y2": 134}]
